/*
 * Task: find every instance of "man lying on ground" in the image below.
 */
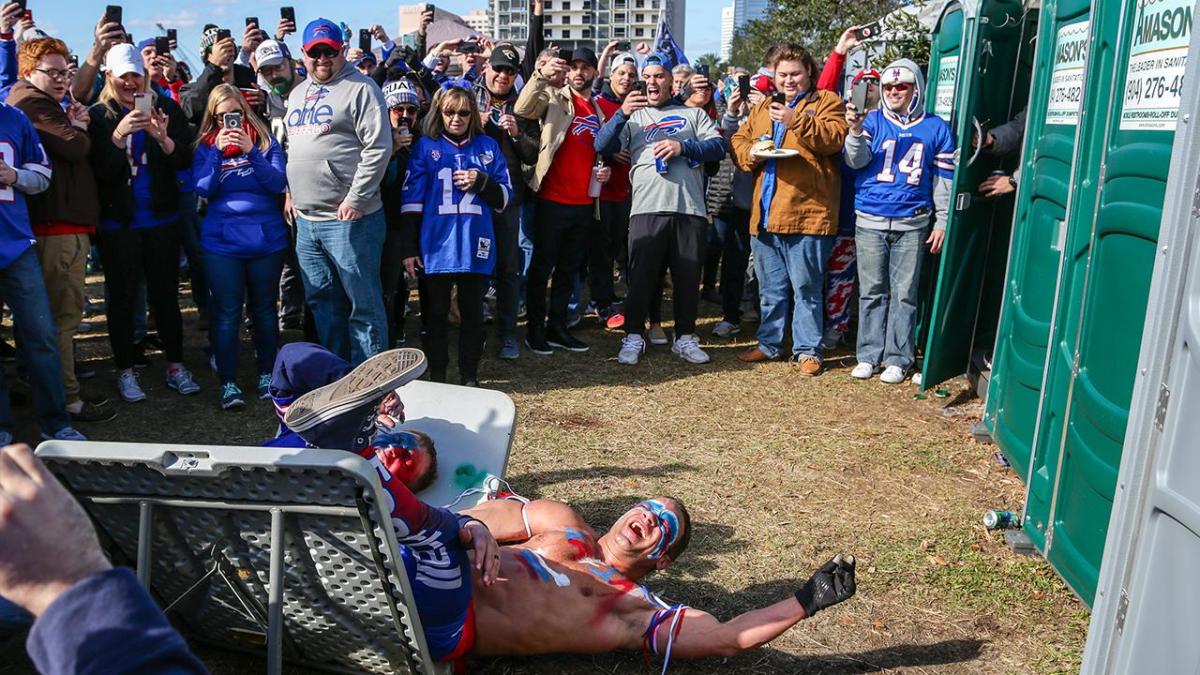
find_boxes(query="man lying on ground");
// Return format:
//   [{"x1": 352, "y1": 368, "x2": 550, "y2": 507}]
[{"x1": 284, "y1": 351, "x2": 859, "y2": 668}]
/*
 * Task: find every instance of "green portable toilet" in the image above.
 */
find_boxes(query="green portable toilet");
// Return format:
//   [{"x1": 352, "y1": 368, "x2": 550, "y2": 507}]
[
  {"x1": 983, "y1": 0, "x2": 1096, "y2": 490},
  {"x1": 928, "y1": 2, "x2": 966, "y2": 127},
  {"x1": 1031, "y1": 0, "x2": 1193, "y2": 605},
  {"x1": 920, "y1": 0, "x2": 1038, "y2": 390}
]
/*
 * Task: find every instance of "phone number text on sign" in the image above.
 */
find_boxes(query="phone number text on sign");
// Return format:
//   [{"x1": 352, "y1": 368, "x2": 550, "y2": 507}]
[
  {"x1": 1120, "y1": 0, "x2": 1192, "y2": 131},
  {"x1": 1046, "y1": 20, "x2": 1090, "y2": 127}
]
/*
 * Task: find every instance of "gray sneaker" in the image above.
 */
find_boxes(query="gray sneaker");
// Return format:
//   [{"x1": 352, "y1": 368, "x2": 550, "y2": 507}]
[
  {"x1": 166, "y1": 367, "x2": 201, "y2": 395},
  {"x1": 498, "y1": 336, "x2": 520, "y2": 360},
  {"x1": 118, "y1": 371, "x2": 147, "y2": 402}
]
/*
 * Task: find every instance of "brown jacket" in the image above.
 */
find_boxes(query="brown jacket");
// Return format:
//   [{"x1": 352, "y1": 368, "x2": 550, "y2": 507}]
[
  {"x1": 6, "y1": 81, "x2": 99, "y2": 230},
  {"x1": 730, "y1": 90, "x2": 847, "y2": 236}
]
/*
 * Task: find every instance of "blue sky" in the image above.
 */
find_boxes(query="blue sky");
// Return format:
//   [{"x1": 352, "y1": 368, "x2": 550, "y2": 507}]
[{"x1": 39, "y1": 0, "x2": 724, "y2": 68}]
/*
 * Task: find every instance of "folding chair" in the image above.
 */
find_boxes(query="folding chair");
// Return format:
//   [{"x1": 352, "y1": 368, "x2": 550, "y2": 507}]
[{"x1": 36, "y1": 382, "x2": 516, "y2": 675}]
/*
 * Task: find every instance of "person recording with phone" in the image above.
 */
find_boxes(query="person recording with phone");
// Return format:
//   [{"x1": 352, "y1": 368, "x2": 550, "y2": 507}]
[
  {"x1": 193, "y1": 84, "x2": 289, "y2": 411},
  {"x1": 87, "y1": 42, "x2": 200, "y2": 403},
  {"x1": 379, "y1": 79, "x2": 423, "y2": 348},
  {"x1": 180, "y1": 25, "x2": 258, "y2": 131}
]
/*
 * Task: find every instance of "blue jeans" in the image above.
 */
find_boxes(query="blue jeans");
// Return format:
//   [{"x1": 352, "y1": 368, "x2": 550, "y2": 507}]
[
  {"x1": 295, "y1": 210, "x2": 388, "y2": 365},
  {"x1": 0, "y1": 247, "x2": 69, "y2": 435},
  {"x1": 855, "y1": 226, "x2": 928, "y2": 370},
  {"x1": 206, "y1": 250, "x2": 285, "y2": 382},
  {"x1": 713, "y1": 209, "x2": 751, "y2": 324},
  {"x1": 751, "y1": 231, "x2": 834, "y2": 359}
]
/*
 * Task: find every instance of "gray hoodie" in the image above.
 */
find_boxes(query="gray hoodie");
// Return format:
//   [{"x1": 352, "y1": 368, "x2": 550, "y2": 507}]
[
  {"x1": 843, "y1": 58, "x2": 952, "y2": 231},
  {"x1": 285, "y1": 63, "x2": 390, "y2": 221}
]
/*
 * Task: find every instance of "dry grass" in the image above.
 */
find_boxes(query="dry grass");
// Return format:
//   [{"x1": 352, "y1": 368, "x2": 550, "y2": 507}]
[{"x1": 0, "y1": 279, "x2": 1088, "y2": 674}]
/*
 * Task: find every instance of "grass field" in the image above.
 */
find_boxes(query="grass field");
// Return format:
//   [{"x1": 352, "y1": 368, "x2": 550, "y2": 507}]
[{"x1": 0, "y1": 279, "x2": 1089, "y2": 674}]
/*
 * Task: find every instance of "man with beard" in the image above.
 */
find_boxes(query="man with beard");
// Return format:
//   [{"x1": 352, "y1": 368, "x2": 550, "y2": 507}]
[
  {"x1": 515, "y1": 46, "x2": 608, "y2": 356},
  {"x1": 474, "y1": 43, "x2": 541, "y2": 360}
]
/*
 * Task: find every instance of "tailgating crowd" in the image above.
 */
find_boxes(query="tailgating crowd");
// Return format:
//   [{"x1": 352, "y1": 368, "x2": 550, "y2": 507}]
[{"x1": 0, "y1": 0, "x2": 958, "y2": 444}]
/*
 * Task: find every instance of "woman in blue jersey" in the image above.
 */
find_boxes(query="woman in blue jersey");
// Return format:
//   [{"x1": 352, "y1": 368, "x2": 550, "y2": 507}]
[
  {"x1": 193, "y1": 84, "x2": 289, "y2": 410},
  {"x1": 401, "y1": 85, "x2": 512, "y2": 386},
  {"x1": 87, "y1": 43, "x2": 199, "y2": 404}
]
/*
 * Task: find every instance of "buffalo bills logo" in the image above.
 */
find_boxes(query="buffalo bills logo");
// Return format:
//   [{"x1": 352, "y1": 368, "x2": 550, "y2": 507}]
[
  {"x1": 644, "y1": 116, "x2": 687, "y2": 142},
  {"x1": 570, "y1": 114, "x2": 600, "y2": 138},
  {"x1": 431, "y1": 150, "x2": 442, "y2": 161},
  {"x1": 479, "y1": 150, "x2": 494, "y2": 165},
  {"x1": 303, "y1": 87, "x2": 330, "y2": 102}
]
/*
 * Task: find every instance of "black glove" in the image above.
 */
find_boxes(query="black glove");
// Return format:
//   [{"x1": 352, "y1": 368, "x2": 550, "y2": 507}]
[{"x1": 795, "y1": 553, "x2": 856, "y2": 617}]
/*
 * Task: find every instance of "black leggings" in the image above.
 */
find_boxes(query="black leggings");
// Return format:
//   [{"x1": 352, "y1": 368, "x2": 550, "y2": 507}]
[
  {"x1": 97, "y1": 223, "x2": 185, "y2": 370},
  {"x1": 421, "y1": 273, "x2": 487, "y2": 383}
]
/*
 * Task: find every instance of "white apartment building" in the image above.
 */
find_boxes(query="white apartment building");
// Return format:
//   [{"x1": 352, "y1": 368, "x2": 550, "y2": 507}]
[
  {"x1": 462, "y1": 8, "x2": 493, "y2": 34},
  {"x1": 719, "y1": 4, "x2": 734, "y2": 62},
  {"x1": 491, "y1": 0, "x2": 686, "y2": 53}
]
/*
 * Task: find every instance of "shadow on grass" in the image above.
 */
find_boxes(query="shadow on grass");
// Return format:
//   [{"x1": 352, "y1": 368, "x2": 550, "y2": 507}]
[{"x1": 505, "y1": 462, "x2": 697, "y2": 498}]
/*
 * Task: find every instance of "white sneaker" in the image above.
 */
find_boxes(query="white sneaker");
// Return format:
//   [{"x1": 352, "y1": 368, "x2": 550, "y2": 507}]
[
  {"x1": 711, "y1": 320, "x2": 740, "y2": 338},
  {"x1": 880, "y1": 365, "x2": 906, "y2": 384},
  {"x1": 647, "y1": 325, "x2": 669, "y2": 346},
  {"x1": 850, "y1": 362, "x2": 876, "y2": 380},
  {"x1": 166, "y1": 367, "x2": 201, "y2": 395},
  {"x1": 672, "y1": 334, "x2": 711, "y2": 364},
  {"x1": 911, "y1": 371, "x2": 923, "y2": 386},
  {"x1": 118, "y1": 371, "x2": 147, "y2": 402},
  {"x1": 618, "y1": 334, "x2": 645, "y2": 365}
]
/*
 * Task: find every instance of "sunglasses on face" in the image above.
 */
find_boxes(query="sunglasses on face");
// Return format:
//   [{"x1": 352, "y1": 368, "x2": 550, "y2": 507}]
[
  {"x1": 306, "y1": 47, "x2": 338, "y2": 59},
  {"x1": 441, "y1": 109, "x2": 470, "y2": 119},
  {"x1": 492, "y1": 66, "x2": 516, "y2": 76},
  {"x1": 883, "y1": 83, "x2": 911, "y2": 92},
  {"x1": 392, "y1": 106, "x2": 419, "y2": 116}
]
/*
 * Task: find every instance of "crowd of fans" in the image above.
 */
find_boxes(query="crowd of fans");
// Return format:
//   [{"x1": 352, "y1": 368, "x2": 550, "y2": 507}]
[{"x1": 0, "y1": 0, "x2": 957, "y2": 441}]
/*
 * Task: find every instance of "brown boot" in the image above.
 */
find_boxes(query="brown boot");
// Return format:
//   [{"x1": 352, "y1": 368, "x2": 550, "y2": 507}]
[
  {"x1": 737, "y1": 347, "x2": 775, "y2": 363},
  {"x1": 794, "y1": 355, "x2": 823, "y2": 376}
]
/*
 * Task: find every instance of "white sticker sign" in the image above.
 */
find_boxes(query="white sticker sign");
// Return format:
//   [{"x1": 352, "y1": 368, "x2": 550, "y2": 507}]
[
  {"x1": 1121, "y1": 0, "x2": 1193, "y2": 131},
  {"x1": 1046, "y1": 20, "x2": 1091, "y2": 126},
  {"x1": 933, "y1": 55, "x2": 959, "y2": 122}
]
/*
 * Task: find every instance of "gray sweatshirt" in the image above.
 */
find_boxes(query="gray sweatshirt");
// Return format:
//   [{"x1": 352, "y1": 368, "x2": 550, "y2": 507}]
[
  {"x1": 595, "y1": 103, "x2": 724, "y2": 218},
  {"x1": 284, "y1": 63, "x2": 390, "y2": 221}
]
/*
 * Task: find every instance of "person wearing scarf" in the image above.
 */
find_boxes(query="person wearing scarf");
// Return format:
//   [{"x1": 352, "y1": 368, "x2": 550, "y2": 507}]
[
  {"x1": 192, "y1": 83, "x2": 289, "y2": 410},
  {"x1": 730, "y1": 43, "x2": 848, "y2": 376}
]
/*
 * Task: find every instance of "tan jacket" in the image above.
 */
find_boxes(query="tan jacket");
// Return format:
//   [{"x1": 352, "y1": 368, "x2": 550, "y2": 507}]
[
  {"x1": 514, "y1": 71, "x2": 603, "y2": 193},
  {"x1": 730, "y1": 90, "x2": 848, "y2": 236}
]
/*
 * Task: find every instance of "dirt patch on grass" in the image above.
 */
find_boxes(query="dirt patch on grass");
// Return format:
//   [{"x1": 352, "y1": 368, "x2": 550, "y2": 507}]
[{"x1": 1, "y1": 285, "x2": 1087, "y2": 674}]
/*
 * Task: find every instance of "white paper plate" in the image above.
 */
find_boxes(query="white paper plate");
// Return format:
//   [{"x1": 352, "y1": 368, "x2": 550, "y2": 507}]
[{"x1": 752, "y1": 148, "x2": 801, "y2": 158}]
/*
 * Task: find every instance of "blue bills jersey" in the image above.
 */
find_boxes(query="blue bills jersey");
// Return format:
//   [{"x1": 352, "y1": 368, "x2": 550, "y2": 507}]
[
  {"x1": 0, "y1": 103, "x2": 51, "y2": 269},
  {"x1": 853, "y1": 109, "x2": 956, "y2": 219},
  {"x1": 401, "y1": 134, "x2": 512, "y2": 275}
]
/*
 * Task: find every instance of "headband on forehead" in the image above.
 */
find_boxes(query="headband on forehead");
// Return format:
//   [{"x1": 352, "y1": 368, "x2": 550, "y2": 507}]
[
  {"x1": 439, "y1": 78, "x2": 473, "y2": 92},
  {"x1": 641, "y1": 499, "x2": 682, "y2": 560}
]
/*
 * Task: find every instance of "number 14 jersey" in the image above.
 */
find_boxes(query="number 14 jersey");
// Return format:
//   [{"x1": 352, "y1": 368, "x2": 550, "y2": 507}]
[
  {"x1": 852, "y1": 109, "x2": 956, "y2": 219},
  {"x1": 401, "y1": 133, "x2": 512, "y2": 275}
]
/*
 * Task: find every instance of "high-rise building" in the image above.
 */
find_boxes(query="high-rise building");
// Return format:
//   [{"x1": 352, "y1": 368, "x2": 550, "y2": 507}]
[
  {"x1": 490, "y1": 0, "x2": 686, "y2": 54},
  {"x1": 732, "y1": 0, "x2": 769, "y2": 28},
  {"x1": 719, "y1": 4, "x2": 734, "y2": 62},
  {"x1": 462, "y1": 8, "x2": 493, "y2": 35}
]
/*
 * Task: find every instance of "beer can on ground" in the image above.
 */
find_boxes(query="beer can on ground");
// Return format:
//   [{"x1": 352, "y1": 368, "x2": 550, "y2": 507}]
[{"x1": 983, "y1": 510, "x2": 1019, "y2": 530}]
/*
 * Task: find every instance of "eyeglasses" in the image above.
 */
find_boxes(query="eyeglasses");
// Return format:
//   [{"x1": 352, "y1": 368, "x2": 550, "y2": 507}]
[
  {"x1": 491, "y1": 66, "x2": 516, "y2": 76},
  {"x1": 34, "y1": 68, "x2": 71, "y2": 81},
  {"x1": 306, "y1": 46, "x2": 338, "y2": 60},
  {"x1": 882, "y1": 83, "x2": 911, "y2": 92},
  {"x1": 441, "y1": 109, "x2": 470, "y2": 119}
]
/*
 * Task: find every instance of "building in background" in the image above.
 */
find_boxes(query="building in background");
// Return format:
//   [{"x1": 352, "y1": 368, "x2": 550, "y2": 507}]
[
  {"x1": 491, "y1": 0, "x2": 686, "y2": 53},
  {"x1": 719, "y1": 4, "x2": 734, "y2": 62},
  {"x1": 398, "y1": 4, "x2": 487, "y2": 48},
  {"x1": 462, "y1": 8, "x2": 493, "y2": 34},
  {"x1": 732, "y1": 0, "x2": 769, "y2": 29}
]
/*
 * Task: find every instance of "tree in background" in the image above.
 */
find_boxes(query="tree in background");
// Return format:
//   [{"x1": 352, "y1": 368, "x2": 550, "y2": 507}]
[
  {"x1": 694, "y1": 52, "x2": 723, "y2": 74},
  {"x1": 730, "y1": 0, "x2": 927, "y2": 70}
]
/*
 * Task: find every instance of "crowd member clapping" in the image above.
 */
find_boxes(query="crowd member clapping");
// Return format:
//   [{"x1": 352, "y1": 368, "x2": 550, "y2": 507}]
[
  {"x1": 7, "y1": 37, "x2": 114, "y2": 426},
  {"x1": 88, "y1": 43, "x2": 199, "y2": 403},
  {"x1": 400, "y1": 86, "x2": 512, "y2": 386},
  {"x1": 595, "y1": 52, "x2": 726, "y2": 366},
  {"x1": 193, "y1": 84, "x2": 289, "y2": 410}
]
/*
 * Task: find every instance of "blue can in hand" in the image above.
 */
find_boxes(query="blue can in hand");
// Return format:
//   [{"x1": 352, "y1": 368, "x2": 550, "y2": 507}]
[{"x1": 655, "y1": 156, "x2": 669, "y2": 174}]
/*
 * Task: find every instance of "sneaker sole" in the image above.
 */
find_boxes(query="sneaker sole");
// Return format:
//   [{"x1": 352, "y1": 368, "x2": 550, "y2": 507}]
[
  {"x1": 223, "y1": 400, "x2": 247, "y2": 410},
  {"x1": 547, "y1": 340, "x2": 589, "y2": 353},
  {"x1": 284, "y1": 348, "x2": 427, "y2": 433},
  {"x1": 672, "y1": 349, "x2": 711, "y2": 364},
  {"x1": 167, "y1": 383, "x2": 201, "y2": 396},
  {"x1": 498, "y1": 351, "x2": 520, "y2": 360},
  {"x1": 524, "y1": 340, "x2": 553, "y2": 356},
  {"x1": 121, "y1": 392, "x2": 147, "y2": 402}
]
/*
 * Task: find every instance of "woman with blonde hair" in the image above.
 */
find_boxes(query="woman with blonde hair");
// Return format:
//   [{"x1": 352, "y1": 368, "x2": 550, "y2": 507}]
[
  {"x1": 192, "y1": 84, "x2": 289, "y2": 410},
  {"x1": 87, "y1": 42, "x2": 198, "y2": 404},
  {"x1": 401, "y1": 85, "x2": 512, "y2": 385}
]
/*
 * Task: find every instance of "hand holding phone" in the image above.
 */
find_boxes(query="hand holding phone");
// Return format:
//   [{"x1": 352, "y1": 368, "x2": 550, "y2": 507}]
[
  {"x1": 154, "y1": 36, "x2": 170, "y2": 56},
  {"x1": 359, "y1": 28, "x2": 371, "y2": 53},
  {"x1": 133, "y1": 92, "x2": 152, "y2": 116},
  {"x1": 854, "y1": 21, "x2": 882, "y2": 41},
  {"x1": 216, "y1": 28, "x2": 231, "y2": 42},
  {"x1": 222, "y1": 111, "x2": 243, "y2": 129},
  {"x1": 771, "y1": 92, "x2": 786, "y2": 105},
  {"x1": 851, "y1": 79, "x2": 869, "y2": 111},
  {"x1": 104, "y1": 5, "x2": 122, "y2": 27}
]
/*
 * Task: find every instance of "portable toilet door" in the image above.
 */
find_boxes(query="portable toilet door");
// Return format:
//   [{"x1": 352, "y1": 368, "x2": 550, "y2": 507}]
[
  {"x1": 1080, "y1": 18, "x2": 1200, "y2": 668},
  {"x1": 1033, "y1": 0, "x2": 1194, "y2": 605},
  {"x1": 983, "y1": 0, "x2": 1094, "y2": 490},
  {"x1": 928, "y1": 1, "x2": 967, "y2": 128},
  {"x1": 919, "y1": 0, "x2": 1038, "y2": 391}
]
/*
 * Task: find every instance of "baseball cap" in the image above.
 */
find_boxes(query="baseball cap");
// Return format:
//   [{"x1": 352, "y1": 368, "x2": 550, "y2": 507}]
[
  {"x1": 852, "y1": 68, "x2": 881, "y2": 85},
  {"x1": 570, "y1": 46, "x2": 598, "y2": 69},
  {"x1": 353, "y1": 51, "x2": 377, "y2": 66},
  {"x1": 255, "y1": 40, "x2": 290, "y2": 69},
  {"x1": 490, "y1": 43, "x2": 521, "y2": 72},
  {"x1": 750, "y1": 72, "x2": 774, "y2": 94},
  {"x1": 639, "y1": 51, "x2": 670, "y2": 75},
  {"x1": 383, "y1": 80, "x2": 420, "y2": 109},
  {"x1": 880, "y1": 65, "x2": 916, "y2": 86},
  {"x1": 105, "y1": 43, "x2": 145, "y2": 78},
  {"x1": 303, "y1": 18, "x2": 344, "y2": 53},
  {"x1": 610, "y1": 52, "x2": 638, "y2": 71}
]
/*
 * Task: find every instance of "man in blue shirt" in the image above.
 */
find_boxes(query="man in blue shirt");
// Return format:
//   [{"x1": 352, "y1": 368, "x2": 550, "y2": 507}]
[
  {"x1": 0, "y1": 102, "x2": 85, "y2": 444},
  {"x1": 843, "y1": 59, "x2": 956, "y2": 384}
]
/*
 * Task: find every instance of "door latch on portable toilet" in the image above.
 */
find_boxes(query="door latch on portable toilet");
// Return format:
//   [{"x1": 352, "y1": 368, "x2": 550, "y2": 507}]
[
  {"x1": 1115, "y1": 589, "x2": 1129, "y2": 634},
  {"x1": 956, "y1": 192, "x2": 973, "y2": 211},
  {"x1": 1155, "y1": 383, "x2": 1170, "y2": 430}
]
